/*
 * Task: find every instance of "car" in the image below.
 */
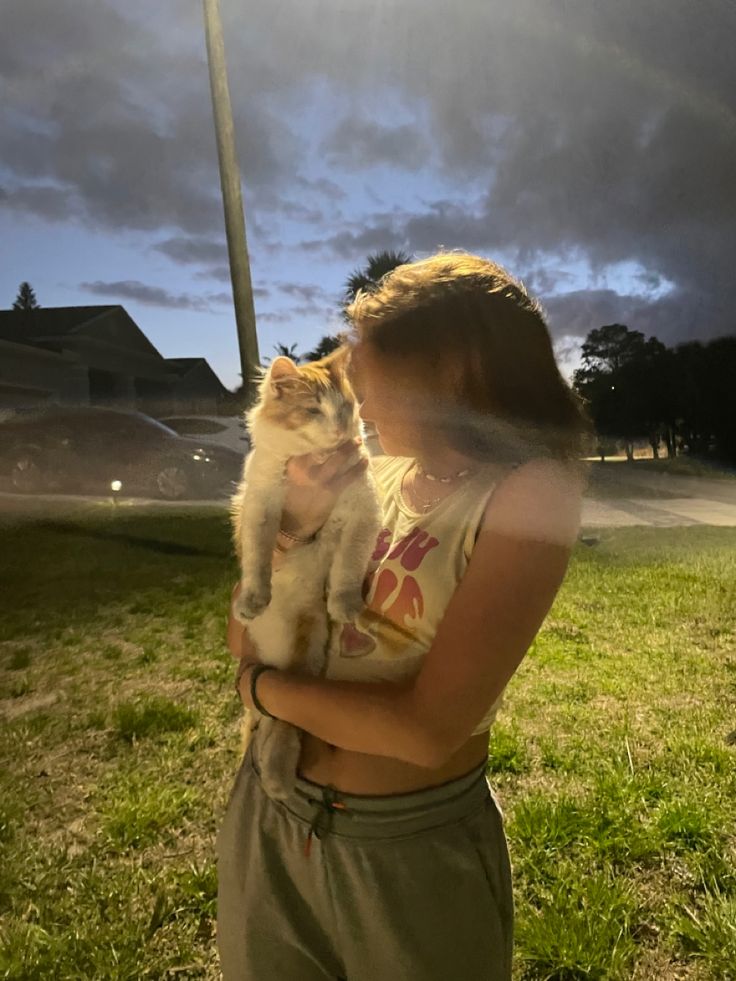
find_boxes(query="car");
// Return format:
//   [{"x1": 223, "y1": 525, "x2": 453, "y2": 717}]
[
  {"x1": 157, "y1": 414, "x2": 250, "y2": 455},
  {"x1": 0, "y1": 406, "x2": 244, "y2": 500}
]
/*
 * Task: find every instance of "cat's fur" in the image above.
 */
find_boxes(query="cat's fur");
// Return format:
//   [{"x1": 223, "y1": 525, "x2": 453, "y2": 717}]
[{"x1": 230, "y1": 348, "x2": 380, "y2": 799}]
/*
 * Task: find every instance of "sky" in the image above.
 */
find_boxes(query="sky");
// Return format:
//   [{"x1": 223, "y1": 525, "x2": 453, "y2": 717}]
[{"x1": 1, "y1": 0, "x2": 735, "y2": 391}]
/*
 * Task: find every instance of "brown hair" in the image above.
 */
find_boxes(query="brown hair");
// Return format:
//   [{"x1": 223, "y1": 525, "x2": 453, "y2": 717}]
[{"x1": 346, "y1": 251, "x2": 593, "y2": 463}]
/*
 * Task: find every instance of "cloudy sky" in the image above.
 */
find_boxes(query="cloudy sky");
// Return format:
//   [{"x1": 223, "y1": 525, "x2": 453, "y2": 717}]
[{"x1": 2, "y1": 0, "x2": 734, "y2": 390}]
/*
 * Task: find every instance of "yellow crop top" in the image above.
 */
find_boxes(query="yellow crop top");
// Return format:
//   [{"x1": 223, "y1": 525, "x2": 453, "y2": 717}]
[{"x1": 327, "y1": 454, "x2": 506, "y2": 736}]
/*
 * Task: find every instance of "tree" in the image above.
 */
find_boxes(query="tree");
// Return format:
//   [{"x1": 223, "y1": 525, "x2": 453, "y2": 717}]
[
  {"x1": 574, "y1": 324, "x2": 671, "y2": 460},
  {"x1": 575, "y1": 324, "x2": 648, "y2": 377},
  {"x1": 343, "y1": 249, "x2": 413, "y2": 305},
  {"x1": 13, "y1": 282, "x2": 40, "y2": 311},
  {"x1": 574, "y1": 324, "x2": 736, "y2": 464},
  {"x1": 304, "y1": 334, "x2": 343, "y2": 361},
  {"x1": 670, "y1": 338, "x2": 736, "y2": 460},
  {"x1": 269, "y1": 342, "x2": 301, "y2": 363}
]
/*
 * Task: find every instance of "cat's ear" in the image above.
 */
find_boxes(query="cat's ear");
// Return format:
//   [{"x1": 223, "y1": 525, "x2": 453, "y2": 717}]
[{"x1": 268, "y1": 356, "x2": 301, "y2": 397}]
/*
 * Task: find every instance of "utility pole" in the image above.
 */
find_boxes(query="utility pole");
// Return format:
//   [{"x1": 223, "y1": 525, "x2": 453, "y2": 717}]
[{"x1": 203, "y1": 0, "x2": 260, "y2": 404}]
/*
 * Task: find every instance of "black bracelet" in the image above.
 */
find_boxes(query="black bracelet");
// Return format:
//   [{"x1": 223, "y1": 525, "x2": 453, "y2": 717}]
[
  {"x1": 250, "y1": 663, "x2": 279, "y2": 720},
  {"x1": 234, "y1": 656, "x2": 254, "y2": 694}
]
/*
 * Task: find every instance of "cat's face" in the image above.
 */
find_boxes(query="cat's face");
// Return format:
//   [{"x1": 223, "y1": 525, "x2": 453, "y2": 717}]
[{"x1": 257, "y1": 351, "x2": 358, "y2": 450}]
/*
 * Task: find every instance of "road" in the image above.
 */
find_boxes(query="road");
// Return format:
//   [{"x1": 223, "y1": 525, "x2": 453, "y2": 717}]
[{"x1": 1, "y1": 464, "x2": 735, "y2": 528}]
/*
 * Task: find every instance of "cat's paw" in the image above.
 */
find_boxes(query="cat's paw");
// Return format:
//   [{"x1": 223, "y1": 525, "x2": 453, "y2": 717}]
[
  {"x1": 234, "y1": 583, "x2": 272, "y2": 621},
  {"x1": 328, "y1": 589, "x2": 364, "y2": 624}
]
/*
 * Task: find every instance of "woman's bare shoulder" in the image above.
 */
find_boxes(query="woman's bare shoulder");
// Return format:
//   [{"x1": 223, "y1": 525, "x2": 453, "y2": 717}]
[{"x1": 481, "y1": 457, "x2": 586, "y2": 547}]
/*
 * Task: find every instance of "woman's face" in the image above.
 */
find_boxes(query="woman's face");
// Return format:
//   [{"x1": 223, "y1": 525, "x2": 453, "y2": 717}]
[{"x1": 349, "y1": 342, "x2": 428, "y2": 457}]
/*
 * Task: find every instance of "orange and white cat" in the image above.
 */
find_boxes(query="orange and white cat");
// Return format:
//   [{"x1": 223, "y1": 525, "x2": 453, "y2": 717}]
[{"x1": 230, "y1": 349, "x2": 380, "y2": 798}]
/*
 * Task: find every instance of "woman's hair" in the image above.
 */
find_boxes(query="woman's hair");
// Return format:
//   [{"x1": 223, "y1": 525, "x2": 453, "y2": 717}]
[{"x1": 346, "y1": 251, "x2": 593, "y2": 463}]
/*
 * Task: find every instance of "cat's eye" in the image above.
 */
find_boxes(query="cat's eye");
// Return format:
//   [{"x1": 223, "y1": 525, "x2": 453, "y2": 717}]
[{"x1": 306, "y1": 407, "x2": 322, "y2": 416}]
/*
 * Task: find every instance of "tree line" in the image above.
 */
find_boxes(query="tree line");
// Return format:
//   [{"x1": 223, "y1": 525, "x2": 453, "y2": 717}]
[
  {"x1": 572, "y1": 324, "x2": 736, "y2": 464},
  {"x1": 11, "y1": 271, "x2": 734, "y2": 464}
]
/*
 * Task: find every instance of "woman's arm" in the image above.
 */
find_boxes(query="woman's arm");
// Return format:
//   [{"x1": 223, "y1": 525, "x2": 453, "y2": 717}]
[{"x1": 236, "y1": 458, "x2": 584, "y2": 769}]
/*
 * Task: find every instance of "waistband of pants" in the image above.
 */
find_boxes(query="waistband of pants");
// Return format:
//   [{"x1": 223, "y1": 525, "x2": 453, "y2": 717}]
[{"x1": 247, "y1": 740, "x2": 491, "y2": 842}]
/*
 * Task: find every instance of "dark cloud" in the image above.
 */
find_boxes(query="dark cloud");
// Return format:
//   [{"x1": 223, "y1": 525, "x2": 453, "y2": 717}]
[
  {"x1": 193, "y1": 265, "x2": 233, "y2": 283},
  {"x1": 258, "y1": 311, "x2": 293, "y2": 325},
  {"x1": 79, "y1": 279, "x2": 230, "y2": 311},
  {"x1": 0, "y1": 183, "x2": 76, "y2": 222},
  {"x1": 236, "y1": 0, "x2": 735, "y2": 345},
  {"x1": 274, "y1": 200, "x2": 327, "y2": 224},
  {"x1": 321, "y1": 119, "x2": 430, "y2": 170},
  {"x1": 258, "y1": 300, "x2": 337, "y2": 327},
  {"x1": 294, "y1": 176, "x2": 348, "y2": 201},
  {"x1": 276, "y1": 283, "x2": 334, "y2": 304},
  {"x1": 540, "y1": 287, "x2": 713, "y2": 348},
  {"x1": 153, "y1": 237, "x2": 228, "y2": 265},
  {"x1": 3, "y1": 0, "x2": 736, "y2": 350},
  {"x1": 206, "y1": 291, "x2": 234, "y2": 307},
  {"x1": 296, "y1": 199, "x2": 493, "y2": 259},
  {"x1": 0, "y1": 0, "x2": 300, "y2": 236},
  {"x1": 521, "y1": 267, "x2": 577, "y2": 296}
]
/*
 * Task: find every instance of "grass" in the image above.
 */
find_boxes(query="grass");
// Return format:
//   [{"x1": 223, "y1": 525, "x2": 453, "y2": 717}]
[{"x1": 1, "y1": 506, "x2": 735, "y2": 979}]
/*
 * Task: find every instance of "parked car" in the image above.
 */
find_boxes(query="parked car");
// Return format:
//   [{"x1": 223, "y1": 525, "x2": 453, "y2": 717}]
[
  {"x1": 157, "y1": 415, "x2": 250, "y2": 455},
  {"x1": 0, "y1": 406, "x2": 243, "y2": 500}
]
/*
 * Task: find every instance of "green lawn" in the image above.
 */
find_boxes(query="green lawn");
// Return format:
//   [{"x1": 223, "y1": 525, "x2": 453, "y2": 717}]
[{"x1": 1, "y1": 507, "x2": 735, "y2": 980}]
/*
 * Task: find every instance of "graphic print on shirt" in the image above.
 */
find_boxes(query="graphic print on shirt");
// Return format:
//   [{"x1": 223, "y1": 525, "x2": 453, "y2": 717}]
[{"x1": 339, "y1": 525, "x2": 440, "y2": 658}]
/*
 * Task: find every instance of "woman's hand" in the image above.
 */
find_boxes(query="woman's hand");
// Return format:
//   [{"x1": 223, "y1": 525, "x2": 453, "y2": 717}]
[
  {"x1": 228, "y1": 584, "x2": 260, "y2": 707},
  {"x1": 281, "y1": 437, "x2": 369, "y2": 539},
  {"x1": 234, "y1": 655, "x2": 260, "y2": 709},
  {"x1": 227, "y1": 583, "x2": 260, "y2": 661}
]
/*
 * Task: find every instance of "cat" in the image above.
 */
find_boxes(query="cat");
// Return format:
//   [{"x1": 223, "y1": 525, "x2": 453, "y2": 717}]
[{"x1": 230, "y1": 347, "x2": 381, "y2": 799}]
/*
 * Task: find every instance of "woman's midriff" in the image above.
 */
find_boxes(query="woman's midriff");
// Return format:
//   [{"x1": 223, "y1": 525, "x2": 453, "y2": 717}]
[{"x1": 297, "y1": 730, "x2": 490, "y2": 795}]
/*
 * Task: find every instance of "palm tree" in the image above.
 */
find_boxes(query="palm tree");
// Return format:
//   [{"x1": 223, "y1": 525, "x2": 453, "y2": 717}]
[
  {"x1": 272, "y1": 342, "x2": 301, "y2": 361},
  {"x1": 343, "y1": 249, "x2": 413, "y2": 304},
  {"x1": 304, "y1": 334, "x2": 344, "y2": 361}
]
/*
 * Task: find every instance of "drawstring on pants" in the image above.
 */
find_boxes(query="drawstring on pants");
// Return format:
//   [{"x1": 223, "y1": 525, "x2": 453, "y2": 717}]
[{"x1": 304, "y1": 786, "x2": 348, "y2": 858}]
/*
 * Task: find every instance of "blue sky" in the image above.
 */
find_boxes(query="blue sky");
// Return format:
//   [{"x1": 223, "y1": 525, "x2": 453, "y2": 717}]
[{"x1": 2, "y1": 0, "x2": 734, "y2": 390}]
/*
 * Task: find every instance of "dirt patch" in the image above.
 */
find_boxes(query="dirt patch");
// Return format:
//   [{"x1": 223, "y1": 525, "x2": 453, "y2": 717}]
[{"x1": 0, "y1": 690, "x2": 59, "y2": 720}]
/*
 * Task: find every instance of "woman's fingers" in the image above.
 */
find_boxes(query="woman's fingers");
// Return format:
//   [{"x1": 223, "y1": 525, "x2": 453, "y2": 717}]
[
  {"x1": 318, "y1": 442, "x2": 362, "y2": 483},
  {"x1": 227, "y1": 608, "x2": 245, "y2": 659},
  {"x1": 227, "y1": 602, "x2": 260, "y2": 661},
  {"x1": 288, "y1": 439, "x2": 361, "y2": 486},
  {"x1": 326, "y1": 455, "x2": 369, "y2": 492}
]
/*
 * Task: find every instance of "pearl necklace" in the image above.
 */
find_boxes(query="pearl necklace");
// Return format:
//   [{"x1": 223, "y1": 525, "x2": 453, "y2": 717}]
[
  {"x1": 415, "y1": 464, "x2": 475, "y2": 484},
  {"x1": 403, "y1": 462, "x2": 476, "y2": 513}
]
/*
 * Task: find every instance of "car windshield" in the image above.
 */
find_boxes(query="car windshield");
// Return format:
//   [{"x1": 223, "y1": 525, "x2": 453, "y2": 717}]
[
  {"x1": 124, "y1": 413, "x2": 179, "y2": 437},
  {"x1": 161, "y1": 418, "x2": 227, "y2": 435},
  {"x1": 75, "y1": 411, "x2": 179, "y2": 441}
]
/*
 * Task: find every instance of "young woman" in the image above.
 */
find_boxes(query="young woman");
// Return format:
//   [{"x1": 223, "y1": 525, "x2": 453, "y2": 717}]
[{"x1": 219, "y1": 252, "x2": 591, "y2": 980}]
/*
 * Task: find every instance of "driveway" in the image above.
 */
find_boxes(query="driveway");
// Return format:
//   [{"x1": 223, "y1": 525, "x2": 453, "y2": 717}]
[{"x1": 583, "y1": 463, "x2": 736, "y2": 527}]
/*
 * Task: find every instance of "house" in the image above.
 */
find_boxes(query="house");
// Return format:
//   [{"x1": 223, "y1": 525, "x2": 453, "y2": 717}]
[{"x1": 0, "y1": 305, "x2": 231, "y2": 416}]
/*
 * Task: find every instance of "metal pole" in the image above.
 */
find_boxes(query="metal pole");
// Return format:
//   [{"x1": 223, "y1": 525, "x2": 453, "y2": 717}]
[{"x1": 203, "y1": 0, "x2": 261, "y2": 405}]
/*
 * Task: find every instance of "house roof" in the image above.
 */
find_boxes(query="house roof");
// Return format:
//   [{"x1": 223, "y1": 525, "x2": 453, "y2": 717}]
[
  {"x1": 165, "y1": 357, "x2": 230, "y2": 394},
  {"x1": 165, "y1": 357, "x2": 208, "y2": 374},
  {"x1": 0, "y1": 306, "x2": 229, "y2": 395},
  {"x1": 0, "y1": 306, "x2": 119, "y2": 346}
]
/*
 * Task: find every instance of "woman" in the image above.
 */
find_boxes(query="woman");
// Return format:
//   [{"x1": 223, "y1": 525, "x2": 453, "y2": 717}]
[{"x1": 219, "y1": 252, "x2": 591, "y2": 980}]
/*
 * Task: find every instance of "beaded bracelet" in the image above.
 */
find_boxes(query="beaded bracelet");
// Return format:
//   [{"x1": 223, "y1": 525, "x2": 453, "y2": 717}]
[{"x1": 277, "y1": 527, "x2": 316, "y2": 544}]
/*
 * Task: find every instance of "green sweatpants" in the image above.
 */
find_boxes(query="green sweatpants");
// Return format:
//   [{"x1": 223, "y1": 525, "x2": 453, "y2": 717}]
[{"x1": 217, "y1": 729, "x2": 513, "y2": 980}]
